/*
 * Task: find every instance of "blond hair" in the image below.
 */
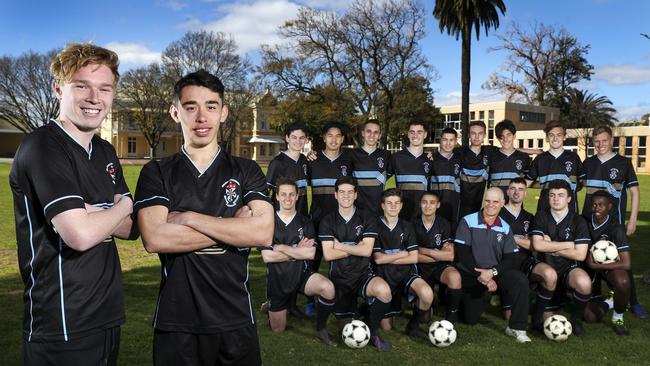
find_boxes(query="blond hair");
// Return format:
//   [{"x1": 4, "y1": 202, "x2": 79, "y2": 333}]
[{"x1": 50, "y1": 43, "x2": 120, "y2": 86}]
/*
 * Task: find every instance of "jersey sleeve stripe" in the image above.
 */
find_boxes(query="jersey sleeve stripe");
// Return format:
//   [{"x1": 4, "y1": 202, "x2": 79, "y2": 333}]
[
  {"x1": 43, "y1": 195, "x2": 84, "y2": 215},
  {"x1": 134, "y1": 195, "x2": 170, "y2": 206}
]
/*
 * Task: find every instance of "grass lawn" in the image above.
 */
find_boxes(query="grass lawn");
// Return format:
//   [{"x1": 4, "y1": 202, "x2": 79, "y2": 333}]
[{"x1": 1, "y1": 162, "x2": 649, "y2": 365}]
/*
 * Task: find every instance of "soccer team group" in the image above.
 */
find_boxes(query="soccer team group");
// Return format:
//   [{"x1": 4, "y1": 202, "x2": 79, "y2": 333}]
[{"x1": 9, "y1": 44, "x2": 646, "y2": 365}]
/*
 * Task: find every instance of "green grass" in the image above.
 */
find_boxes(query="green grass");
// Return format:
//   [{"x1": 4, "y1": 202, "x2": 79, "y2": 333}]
[{"x1": 1, "y1": 163, "x2": 649, "y2": 365}]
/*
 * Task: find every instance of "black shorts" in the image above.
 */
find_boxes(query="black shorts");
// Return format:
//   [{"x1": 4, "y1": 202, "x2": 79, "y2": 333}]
[
  {"x1": 542, "y1": 264, "x2": 582, "y2": 311},
  {"x1": 418, "y1": 262, "x2": 454, "y2": 285},
  {"x1": 267, "y1": 266, "x2": 312, "y2": 312},
  {"x1": 520, "y1": 256, "x2": 540, "y2": 278},
  {"x1": 385, "y1": 274, "x2": 420, "y2": 318},
  {"x1": 153, "y1": 324, "x2": 261, "y2": 366},
  {"x1": 332, "y1": 273, "x2": 376, "y2": 318},
  {"x1": 22, "y1": 326, "x2": 120, "y2": 366}
]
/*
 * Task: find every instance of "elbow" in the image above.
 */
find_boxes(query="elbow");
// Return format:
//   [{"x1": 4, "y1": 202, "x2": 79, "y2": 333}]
[
  {"x1": 253, "y1": 218, "x2": 274, "y2": 246},
  {"x1": 60, "y1": 232, "x2": 98, "y2": 252}
]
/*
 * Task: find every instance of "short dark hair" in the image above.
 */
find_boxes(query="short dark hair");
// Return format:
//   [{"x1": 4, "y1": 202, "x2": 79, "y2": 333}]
[
  {"x1": 362, "y1": 119, "x2": 381, "y2": 130},
  {"x1": 441, "y1": 127, "x2": 457, "y2": 138},
  {"x1": 547, "y1": 179, "x2": 572, "y2": 195},
  {"x1": 544, "y1": 120, "x2": 565, "y2": 135},
  {"x1": 591, "y1": 190, "x2": 613, "y2": 203},
  {"x1": 495, "y1": 119, "x2": 516, "y2": 139},
  {"x1": 285, "y1": 122, "x2": 308, "y2": 137},
  {"x1": 408, "y1": 121, "x2": 427, "y2": 130},
  {"x1": 469, "y1": 120, "x2": 486, "y2": 131},
  {"x1": 322, "y1": 121, "x2": 347, "y2": 136},
  {"x1": 335, "y1": 176, "x2": 357, "y2": 192},
  {"x1": 592, "y1": 125, "x2": 613, "y2": 137},
  {"x1": 174, "y1": 69, "x2": 225, "y2": 104},
  {"x1": 275, "y1": 177, "x2": 298, "y2": 194},
  {"x1": 421, "y1": 191, "x2": 441, "y2": 202},
  {"x1": 381, "y1": 188, "x2": 402, "y2": 203},
  {"x1": 509, "y1": 177, "x2": 527, "y2": 186}
]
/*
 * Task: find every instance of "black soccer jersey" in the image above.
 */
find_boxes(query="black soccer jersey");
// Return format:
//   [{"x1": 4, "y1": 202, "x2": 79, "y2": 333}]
[
  {"x1": 10, "y1": 120, "x2": 129, "y2": 342},
  {"x1": 459, "y1": 146, "x2": 494, "y2": 214},
  {"x1": 588, "y1": 215, "x2": 629, "y2": 253},
  {"x1": 387, "y1": 149, "x2": 431, "y2": 219},
  {"x1": 309, "y1": 150, "x2": 352, "y2": 223},
  {"x1": 530, "y1": 210, "x2": 591, "y2": 272},
  {"x1": 412, "y1": 215, "x2": 453, "y2": 251},
  {"x1": 429, "y1": 151, "x2": 462, "y2": 228},
  {"x1": 499, "y1": 206, "x2": 534, "y2": 256},
  {"x1": 372, "y1": 218, "x2": 418, "y2": 287},
  {"x1": 350, "y1": 147, "x2": 391, "y2": 217},
  {"x1": 526, "y1": 150, "x2": 585, "y2": 213},
  {"x1": 133, "y1": 146, "x2": 270, "y2": 333},
  {"x1": 488, "y1": 149, "x2": 531, "y2": 195},
  {"x1": 454, "y1": 212, "x2": 518, "y2": 272},
  {"x1": 318, "y1": 209, "x2": 378, "y2": 283},
  {"x1": 266, "y1": 151, "x2": 310, "y2": 217},
  {"x1": 582, "y1": 154, "x2": 638, "y2": 225}
]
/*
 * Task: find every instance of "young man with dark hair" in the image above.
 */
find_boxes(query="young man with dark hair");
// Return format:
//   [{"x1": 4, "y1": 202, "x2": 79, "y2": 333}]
[
  {"x1": 429, "y1": 127, "x2": 463, "y2": 231},
  {"x1": 373, "y1": 189, "x2": 434, "y2": 339},
  {"x1": 488, "y1": 120, "x2": 532, "y2": 197},
  {"x1": 350, "y1": 120, "x2": 392, "y2": 217},
  {"x1": 530, "y1": 179, "x2": 591, "y2": 336},
  {"x1": 413, "y1": 191, "x2": 463, "y2": 322},
  {"x1": 10, "y1": 43, "x2": 134, "y2": 365},
  {"x1": 500, "y1": 178, "x2": 557, "y2": 331},
  {"x1": 454, "y1": 188, "x2": 531, "y2": 343},
  {"x1": 319, "y1": 177, "x2": 394, "y2": 351},
  {"x1": 584, "y1": 190, "x2": 633, "y2": 335},
  {"x1": 458, "y1": 121, "x2": 493, "y2": 218},
  {"x1": 134, "y1": 70, "x2": 274, "y2": 365},
  {"x1": 261, "y1": 178, "x2": 336, "y2": 344},
  {"x1": 266, "y1": 122, "x2": 310, "y2": 217},
  {"x1": 526, "y1": 120, "x2": 585, "y2": 213},
  {"x1": 582, "y1": 125, "x2": 646, "y2": 319},
  {"x1": 388, "y1": 121, "x2": 431, "y2": 219}
]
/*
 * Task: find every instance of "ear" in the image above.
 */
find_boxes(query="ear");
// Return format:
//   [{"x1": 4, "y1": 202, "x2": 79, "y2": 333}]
[
  {"x1": 219, "y1": 104, "x2": 229, "y2": 124},
  {"x1": 169, "y1": 104, "x2": 180, "y2": 123},
  {"x1": 53, "y1": 80, "x2": 62, "y2": 100}
]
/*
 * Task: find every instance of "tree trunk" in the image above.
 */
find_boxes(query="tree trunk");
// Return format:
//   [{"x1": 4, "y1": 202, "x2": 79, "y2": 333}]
[{"x1": 461, "y1": 27, "x2": 472, "y2": 147}]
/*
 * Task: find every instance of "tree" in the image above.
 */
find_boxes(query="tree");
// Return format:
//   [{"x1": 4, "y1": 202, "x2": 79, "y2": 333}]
[
  {"x1": 0, "y1": 49, "x2": 60, "y2": 132},
  {"x1": 162, "y1": 30, "x2": 257, "y2": 153},
  {"x1": 483, "y1": 23, "x2": 593, "y2": 109},
  {"x1": 118, "y1": 63, "x2": 175, "y2": 159},
  {"x1": 433, "y1": 0, "x2": 505, "y2": 146},
  {"x1": 261, "y1": 0, "x2": 434, "y2": 145},
  {"x1": 562, "y1": 89, "x2": 617, "y2": 152}
]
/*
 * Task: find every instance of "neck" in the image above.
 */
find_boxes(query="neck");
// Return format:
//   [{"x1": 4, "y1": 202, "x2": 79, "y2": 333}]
[
  {"x1": 285, "y1": 148, "x2": 301, "y2": 159},
  {"x1": 551, "y1": 207, "x2": 569, "y2": 218},
  {"x1": 338, "y1": 206, "x2": 355, "y2": 218},
  {"x1": 362, "y1": 144, "x2": 377, "y2": 153},
  {"x1": 183, "y1": 141, "x2": 219, "y2": 171},
  {"x1": 593, "y1": 214, "x2": 608, "y2": 225},
  {"x1": 549, "y1": 147, "x2": 564, "y2": 155},
  {"x1": 482, "y1": 211, "x2": 497, "y2": 225},
  {"x1": 383, "y1": 215, "x2": 398, "y2": 226},
  {"x1": 324, "y1": 148, "x2": 340, "y2": 158},
  {"x1": 407, "y1": 145, "x2": 423, "y2": 156},
  {"x1": 500, "y1": 146, "x2": 515, "y2": 154},
  {"x1": 470, "y1": 144, "x2": 482, "y2": 153},
  {"x1": 57, "y1": 118, "x2": 94, "y2": 151},
  {"x1": 505, "y1": 201, "x2": 522, "y2": 212},
  {"x1": 279, "y1": 207, "x2": 296, "y2": 218},
  {"x1": 440, "y1": 150, "x2": 453, "y2": 158},
  {"x1": 422, "y1": 214, "x2": 435, "y2": 225},
  {"x1": 597, "y1": 151, "x2": 614, "y2": 160}
]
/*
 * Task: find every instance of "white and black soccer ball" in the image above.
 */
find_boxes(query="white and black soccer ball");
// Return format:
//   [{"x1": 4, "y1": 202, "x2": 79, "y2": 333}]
[
  {"x1": 591, "y1": 240, "x2": 619, "y2": 264},
  {"x1": 341, "y1": 320, "x2": 370, "y2": 348},
  {"x1": 543, "y1": 315, "x2": 572, "y2": 341},
  {"x1": 428, "y1": 320, "x2": 457, "y2": 347}
]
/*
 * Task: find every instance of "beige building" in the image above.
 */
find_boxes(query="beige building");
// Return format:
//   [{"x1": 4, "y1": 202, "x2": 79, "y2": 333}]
[{"x1": 0, "y1": 118, "x2": 25, "y2": 157}]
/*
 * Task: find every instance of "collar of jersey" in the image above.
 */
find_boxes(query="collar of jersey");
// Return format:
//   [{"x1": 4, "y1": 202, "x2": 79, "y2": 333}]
[
  {"x1": 421, "y1": 215, "x2": 436, "y2": 231},
  {"x1": 50, "y1": 119, "x2": 93, "y2": 159},
  {"x1": 181, "y1": 144, "x2": 221, "y2": 177},
  {"x1": 550, "y1": 209, "x2": 569, "y2": 224},
  {"x1": 478, "y1": 210, "x2": 502, "y2": 228},
  {"x1": 591, "y1": 214, "x2": 610, "y2": 230},
  {"x1": 381, "y1": 217, "x2": 399, "y2": 231},
  {"x1": 548, "y1": 149, "x2": 566, "y2": 159},
  {"x1": 277, "y1": 210, "x2": 297, "y2": 226},
  {"x1": 281, "y1": 150, "x2": 301, "y2": 162},
  {"x1": 337, "y1": 207, "x2": 356, "y2": 223},
  {"x1": 321, "y1": 150, "x2": 342, "y2": 162},
  {"x1": 597, "y1": 152, "x2": 617, "y2": 164},
  {"x1": 503, "y1": 205, "x2": 521, "y2": 220}
]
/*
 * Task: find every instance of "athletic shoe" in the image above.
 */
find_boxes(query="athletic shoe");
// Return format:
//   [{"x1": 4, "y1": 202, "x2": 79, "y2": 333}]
[
  {"x1": 489, "y1": 295, "x2": 501, "y2": 307},
  {"x1": 605, "y1": 290, "x2": 614, "y2": 305},
  {"x1": 631, "y1": 303, "x2": 648, "y2": 320},
  {"x1": 571, "y1": 320, "x2": 586, "y2": 337},
  {"x1": 304, "y1": 302, "x2": 316, "y2": 318},
  {"x1": 370, "y1": 335, "x2": 392, "y2": 351},
  {"x1": 316, "y1": 329, "x2": 337, "y2": 346},
  {"x1": 260, "y1": 301, "x2": 269, "y2": 315},
  {"x1": 612, "y1": 319, "x2": 630, "y2": 336},
  {"x1": 504, "y1": 327, "x2": 531, "y2": 343},
  {"x1": 406, "y1": 325, "x2": 428, "y2": 340}
]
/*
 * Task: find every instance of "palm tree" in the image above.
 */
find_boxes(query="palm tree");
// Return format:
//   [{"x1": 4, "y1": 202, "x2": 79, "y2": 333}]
[
  {"x1": 433, "y1": 0, "x2": 505, "y2": 145},
  {"x1": 563, "y1": 89, "x2": 617, "y2": 128}
]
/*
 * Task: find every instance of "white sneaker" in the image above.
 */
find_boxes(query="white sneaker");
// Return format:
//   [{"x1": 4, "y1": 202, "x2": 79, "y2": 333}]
[{"x1": 505, "y1": 326, "x2": 532, "y2": 343}]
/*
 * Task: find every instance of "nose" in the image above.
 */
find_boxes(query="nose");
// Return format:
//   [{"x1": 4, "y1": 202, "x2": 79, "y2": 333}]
[{"x1": 86, "y1": 87, "x2": 99, "y2": 103}]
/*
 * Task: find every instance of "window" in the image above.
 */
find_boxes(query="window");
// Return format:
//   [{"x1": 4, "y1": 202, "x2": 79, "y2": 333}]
[
  {"x1": 128, "y1": 137, "x2": 136, "y2": 155},
  {"x1": 565, "y1": 138, "x2": 578, "y2": 147},
  {"x1": 269, "y1": 143, "x2": 275, "y2": 156},
  {"x1": 537, "y1": 139, "x2": 544, "y2": 148},
  {"x1": 586, "y1": 137, "x2": 594, "y2": 157},
  {"x1": 260, "y1": 144, "x2": 266, "y2": 156},
  {"x1": 613, "y1": 136, "x2": 620, "y2": 153},
  {"x1": 488, "y1": 110, "x2": 495, "y2": 128},
  {"x1": 470, "y1": 111, "x2": 475, "y2": 120},
  {"x1": 488, "y1": 130, "x2": 494, "y2": 145},
  {"x1": 479, "y1": 111, "x2": 485, "y2": 120},
  {"x1": 260, "y1": 120, "x2": 267, "y2": 130},
  {"x1": 518, "y1": 139, "x2": 524, "y2": 148},
  {"x1": 528, "y1": 139, "x2": 534, "y2": 148},
  {"x1": 638, "y1": 136, "x2": 646, "y2": 168},
  {"x1": 520, "y1": 111, "x2": 546, "y2": 123},
  {"x1": 162, "y1": 141, "x2": 166, "y2": 152},
  {"x1": 625, "y1": 137, "x2": 633, "y2": 158}
]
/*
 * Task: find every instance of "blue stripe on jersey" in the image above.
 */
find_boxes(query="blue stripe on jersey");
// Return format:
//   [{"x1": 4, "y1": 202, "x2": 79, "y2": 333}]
[
  {"x1": 134, "y1": 195, "x2": 170, "y2": 206},
  {"x1": 430, "y1": 175, "x2": 461, "y2": 192},
  {"x1": 465, "y1": 212, "x2": 511, "y2": 233},
  {"x1": 352, "y1": 170, "x2": 387, "y2": 184},
  {"x1": 24, "y1": 196, "x2": 36, "y2": 341},
  {"x1": 395, "y1": 175, "x2": 428, "y2": 187},
  {"x1": 244, "y1": 261, "x2": 254, "y2": 324},
  {"x1": 490, "y1": 172, "x2": 520, "y2": 181},
  {"x1": 538, "y1": 174, "x2": 577, "y2": 190},
  {"x1": 454, "y1": 239, "x2": 467, "y2": 245},
  {"x1": 311, "y1": 178, "x2": 337, "y2": 187},
  {"x1": 295, "y1": 179, "x2": 308, "y2": 188},
  {"x1": 585, "y1": 179, "x2": 623, "y2": 198},
  {"x1": 43, "y1": 195, "x2": 84, "y2": 215},
  {"x1": 57, "y1": 238, "x2": 69, "y2": 341},
  {"x1": 383, "y1": 248, "x2": 401, "y2": 254},
  {"x1": 462, "y1": 168, "x2": 488, "y2": 179}
]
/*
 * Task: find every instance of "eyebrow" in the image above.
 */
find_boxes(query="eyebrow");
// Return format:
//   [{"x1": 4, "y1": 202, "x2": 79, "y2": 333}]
[
  {"x1": 71, "y1": 79, "x2": 114, "y2": 88},
  {"x1": 181, "y1": 100, "x2": 221, "y2": 107}
]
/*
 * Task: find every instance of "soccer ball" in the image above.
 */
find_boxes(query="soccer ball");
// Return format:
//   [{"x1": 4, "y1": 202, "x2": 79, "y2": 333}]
[
  {"x1": 591, "y1": 240, "x2": 619, "y2": 264},
  {"x1": 543, "y1": 315, "x2": 572, "y2": 341},
  {"x1": 428, "y1": 320, "x2": 457, "y2": 347},
  {"x1": 341, "y1": 320, "x2": 370, "y2": 348}
]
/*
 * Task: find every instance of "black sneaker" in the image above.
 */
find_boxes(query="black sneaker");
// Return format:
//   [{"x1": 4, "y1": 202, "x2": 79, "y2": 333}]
[
  {"x1": 571, "y1": 320, "x2": 586, "y2": 337},
  {"x1": 406, "y1": 325, "x2": 428, "y2": 340},
  {"x1": 317, "y1": 329, "x2": 337, "y2": 346},
  {"x1": 612, "y1": 319, "x2": 630, "y2": 336},
  {"x1": 260, "y1": 301, "x2": 269, "y2": 315},
  {"x1": 370, "y1": 335, "x2": 392, "y2": 351}
]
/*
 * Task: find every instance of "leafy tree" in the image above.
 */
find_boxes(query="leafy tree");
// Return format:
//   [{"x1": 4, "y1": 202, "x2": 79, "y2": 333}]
[
  {"x1": 562, "y1": 89, "x2": 617, "y2": 151},
  {"x1": 433, "y1": 0, "x2": 505, "y2": 145}
]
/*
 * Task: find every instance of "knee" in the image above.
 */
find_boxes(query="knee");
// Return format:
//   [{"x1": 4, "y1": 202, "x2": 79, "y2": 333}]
[
  {"x1": 448, "y1": 271, "x2": 462, "y2": 289},
  {"x1": 576, "y1": 277, "x2": 592, "y2": 295},
  {"x1": 419, "y1": 285, "x2": 434, "y2": 307},
  {"x1": 612, "y1": 273, "x2": 630, "y2": 292},
  {"x1": 321, "y1": 280, "x2": 336, "y2": 300},
  {"x1": 543, "y1": 269, "x2": 558, "y2": 290},
  {"x1": 375, "y1": 283, "x2": 392, "y2": 303}
]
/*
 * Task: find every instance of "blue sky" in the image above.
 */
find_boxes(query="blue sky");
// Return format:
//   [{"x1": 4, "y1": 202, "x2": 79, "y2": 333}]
[{"x1": 2, "y1": 0, "x2": 649, "y2": 120}]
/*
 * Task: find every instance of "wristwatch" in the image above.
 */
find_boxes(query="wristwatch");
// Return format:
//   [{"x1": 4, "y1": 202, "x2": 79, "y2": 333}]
[{"x1": 491, "y1": 267, "x2": 498, "y2": 277}]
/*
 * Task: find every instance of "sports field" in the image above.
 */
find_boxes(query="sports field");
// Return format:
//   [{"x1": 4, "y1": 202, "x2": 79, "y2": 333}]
[{"x1": 1, "y1": 162, "x2": 649, "y2": 365}]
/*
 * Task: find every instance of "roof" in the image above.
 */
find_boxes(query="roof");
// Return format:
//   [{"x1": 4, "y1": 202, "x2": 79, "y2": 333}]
[{"x1": 248, "y1": 136, "x2": 285, "y2": 144}]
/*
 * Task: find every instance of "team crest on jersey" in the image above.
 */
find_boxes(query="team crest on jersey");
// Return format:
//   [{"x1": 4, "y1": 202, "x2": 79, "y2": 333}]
[
  {"x1": 496, "y1": 233, "x2": 503, "y2": 243},
  {"x1": 423, "y1": 162, "x2": 430, "y2": 174},
  {"x1": 298, "y1": 227, "x2": 304, "y2": 240},
  {"x1": 565, "y1": 227, "x2": 572, "y2": 240},
  {"x1": 435, "y1": 233, "x2": 442, "y2": 246},
  {"x1": 523, "y1": 221, "x2": 530, "y2": 233},
  {"x1": 105, "y1": 163, "x2": 116, "y2": 184},
  {"x1": 222, "y1": 179, "x2": 241, "y2": 208},
  {"x1": 377, "y1": 157, "x2": 385, "y2": 169},
  {"x1": 609, "y1": 168, "x2": 619, "y2": 180},
  {"x1": 454, "y1": 163, "x2": 460, "y2": 176},
  {"x1": 303, "y1": 164, "x2": 308, "y2": 176},
  {"x1": 341, "y1": 165, "x2": 348, "y2": 176},
  {"x1": 355, "y1": 225, "x2": 364, "y2": 237},
  {"x1": 515, "y1": 160, "x2": 523, "y2": 171},
  {"x1": 399, "y1": 232, "x2": 405, "y2": 244},
  {"x1": 565, "y1": 161, "x2": 573, "y2": 172},
  {"x1": 482, "y1": 156, "x2": 489, "y2": 166}
]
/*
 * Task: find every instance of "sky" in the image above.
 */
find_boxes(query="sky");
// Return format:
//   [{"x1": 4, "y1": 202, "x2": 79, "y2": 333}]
[{"x1": 1, "y1": 0, "x2": 649, "y2": 120}]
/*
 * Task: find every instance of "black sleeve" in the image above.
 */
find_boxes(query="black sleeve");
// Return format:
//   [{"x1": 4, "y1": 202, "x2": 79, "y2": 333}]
[
  {"x1": 625, "y1": 158, "x2": 639, "y2": 188},
  {"x1": 318, "y1": 214, "x2": 335, "y2": 242},
  {"x1": 495, "y1": 229, "x2": 521, "y2": 274},
  {"x1": 611, "y1": 225, "x2": 629, "y2": 253},
  {"x1": 266, "y1": 158, "x2": 279, "y2": 190},
  {"x1": 133, "y1": 161, "x2": 170, "y2": 215},
  {"x1": 530, "y1": 212, "x2": 547, "y2": 238},
  {"x1": 441, "y1": 217, "x2": 453, "y2": 243},
  {"x1": 242, "y1": 159, "x2": 271, "y2": 204},
  {"x1": 404, "y1": 222, "x2": 418, "y2": 251},
  {"x1": 454, "y1": 218, "x2": 479, "y2": 277},
  {"x1": 303, "y1": 219, "x2": 316, "y2": 243},
  {"x1": 574, "y1": 216, "x2": 591, "y2": 246},
  {"x1": 522, "y1": 153, "x2": 532, "y2": 178},
  {"x1": 526, "y1": 155, "x2": 539, "y2": 181},
  {"x1": 363, "y1": 216, "x2": 379, "y2": 239}
]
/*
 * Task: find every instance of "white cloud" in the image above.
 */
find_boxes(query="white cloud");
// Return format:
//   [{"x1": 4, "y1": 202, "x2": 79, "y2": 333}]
[
  {"x1": 594, "y1": 64, "x2": 650, "y2": 86},
  {"x1": 615, "y1": 102, "x2": 650, "y2": 121},
  {"x1": 158, "y1": 0, "x2": 188, "y2": 11},
  {"x1": 436, "y1": 90, "x2": 506, "y2": 107},
  {"x1": 297, "y1": 0, "x2": 349, "y2": 11},
  {"x1": 104, "y1": 42, "x2": 161, "y2": 66}
]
